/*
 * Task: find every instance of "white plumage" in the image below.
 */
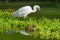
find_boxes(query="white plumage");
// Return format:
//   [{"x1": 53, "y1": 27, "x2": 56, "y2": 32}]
[{"x1": 12, "y1": 5, "x2": 40, "y2": 18}]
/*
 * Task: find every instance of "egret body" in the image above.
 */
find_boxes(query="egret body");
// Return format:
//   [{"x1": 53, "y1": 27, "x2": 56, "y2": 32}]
[{"x1": 12, "y1": 5, "x2": 40, "y2": 18}]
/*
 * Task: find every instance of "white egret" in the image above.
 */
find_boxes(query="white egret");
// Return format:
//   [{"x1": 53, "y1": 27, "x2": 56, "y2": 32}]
[{"x1": 12, "y1": 5, "x2": 40, "y2": 18}]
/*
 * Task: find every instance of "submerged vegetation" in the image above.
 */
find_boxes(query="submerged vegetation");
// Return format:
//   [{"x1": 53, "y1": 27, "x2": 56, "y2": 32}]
[{"x1": 0, "y1": 9, "x2": 60, "y2": 39}]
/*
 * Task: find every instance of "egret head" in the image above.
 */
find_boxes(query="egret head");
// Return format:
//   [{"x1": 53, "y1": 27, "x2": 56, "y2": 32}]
[{"x1": 34, "y1": 5, "x2": 40, "y2": 10}]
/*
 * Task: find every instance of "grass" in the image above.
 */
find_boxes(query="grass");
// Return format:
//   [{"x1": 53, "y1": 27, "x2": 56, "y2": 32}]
[{"x1": 0, "y1": 8, "x2": 60, "y2": 40}]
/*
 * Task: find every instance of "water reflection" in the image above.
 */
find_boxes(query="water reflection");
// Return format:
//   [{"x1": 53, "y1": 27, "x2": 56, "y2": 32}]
[
  {"x1": 6, "y1": 29, "x2": 29, "y2": 35},
  {"x1": 18, "y1": 29, "x2": 29, "y2": 35},
  {"x1": 6, "y1": 30, "x2": 14, "y2": 35}
]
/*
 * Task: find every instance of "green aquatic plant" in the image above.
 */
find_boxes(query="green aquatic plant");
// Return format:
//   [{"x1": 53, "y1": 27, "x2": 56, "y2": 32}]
[{"x1": 0, "y1": 9, "x2": 60, "y2": 39}]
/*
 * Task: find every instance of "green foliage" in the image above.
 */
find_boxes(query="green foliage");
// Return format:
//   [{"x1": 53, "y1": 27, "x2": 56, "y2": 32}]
[{"x1": 0, "y1": 9, "x2": 60, "y2": 39}]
